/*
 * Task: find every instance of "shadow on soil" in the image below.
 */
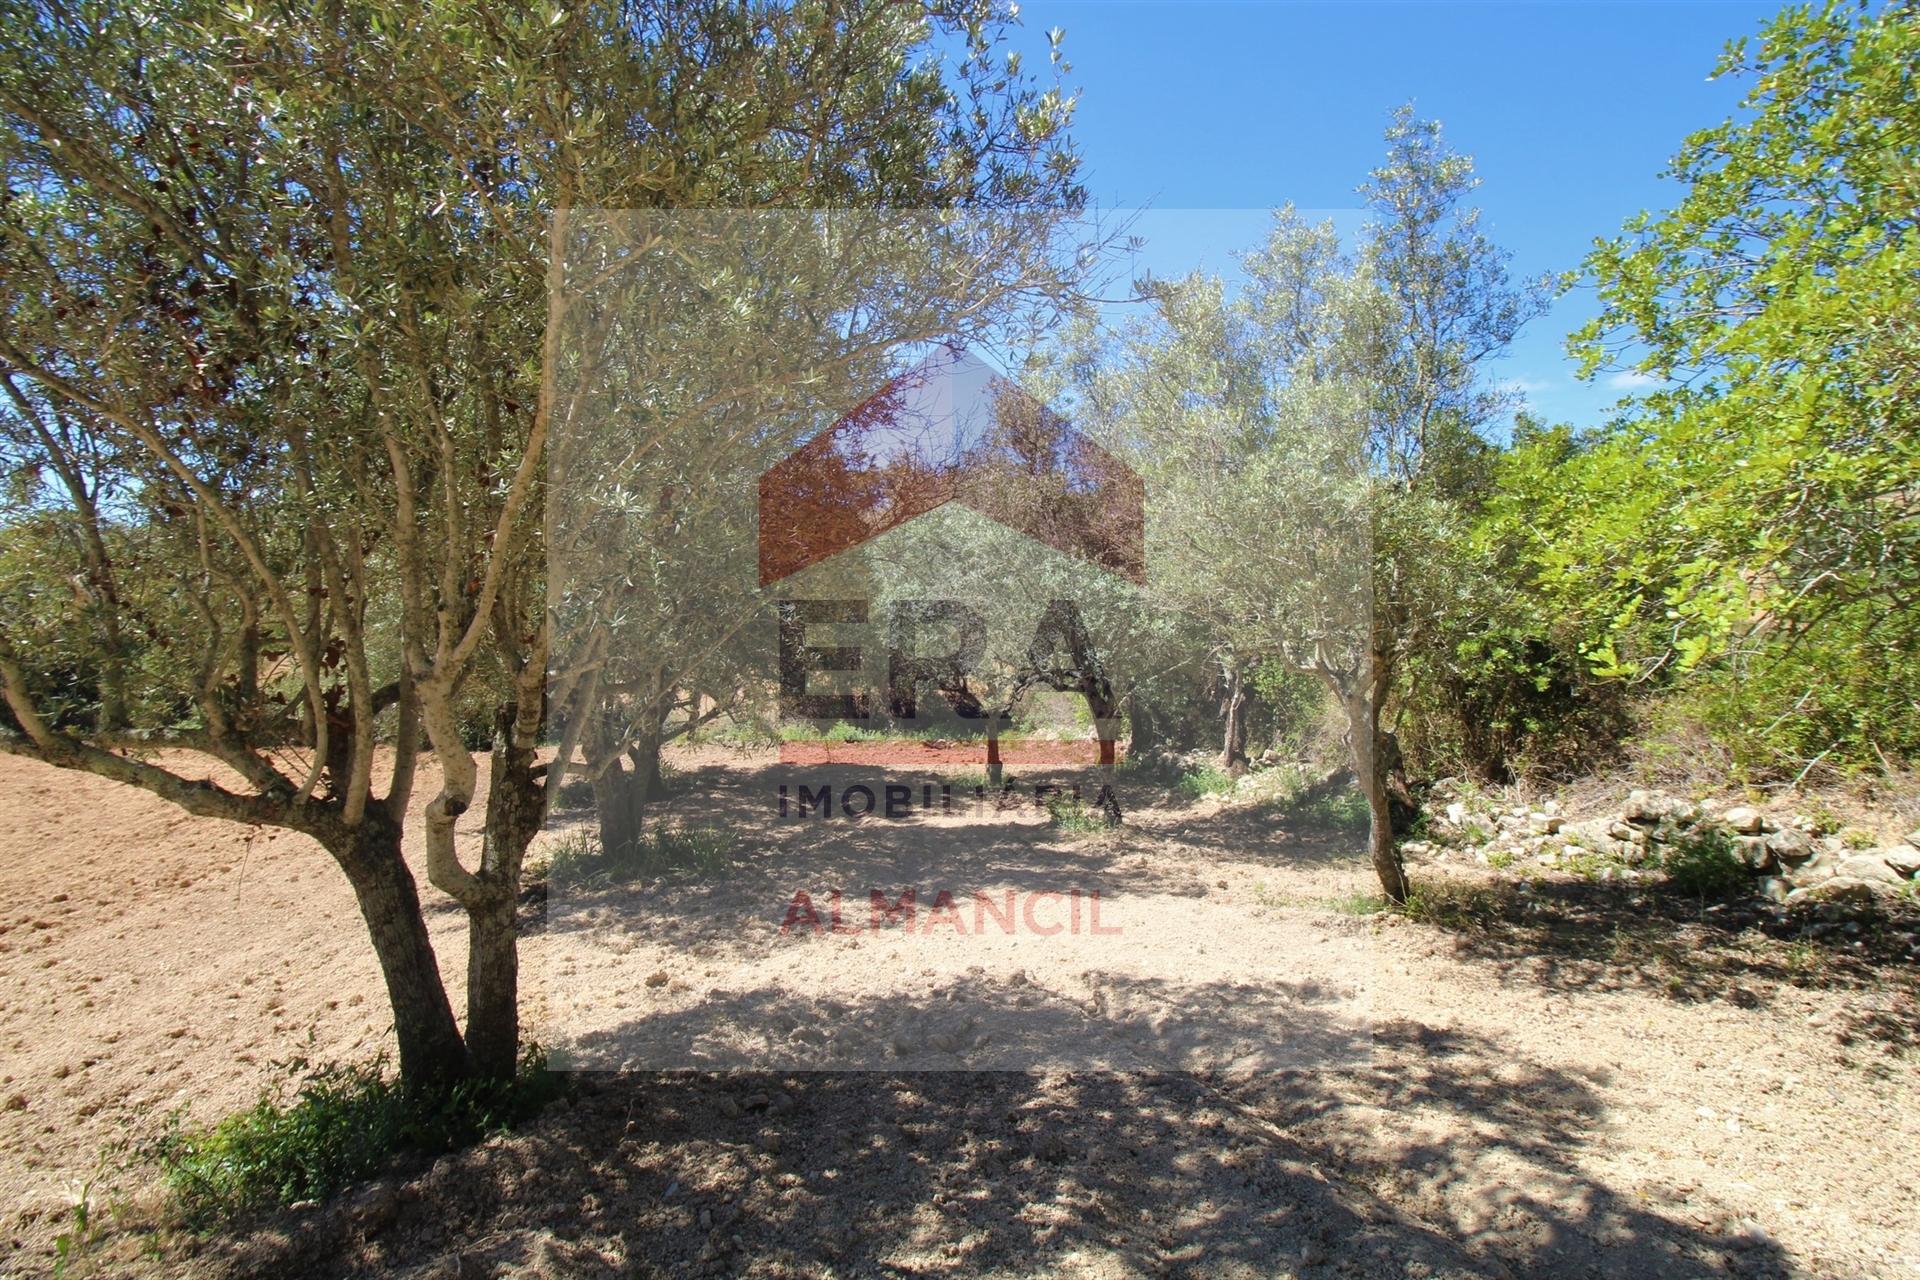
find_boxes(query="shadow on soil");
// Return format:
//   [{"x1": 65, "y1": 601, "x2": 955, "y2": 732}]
[
  {"x1": 153, "y1": 762, "x2": 1825, "y2": 1278},
  {"x1": 1388, "y1": 873, "x2": 1920, "y2": 1055},
  {"x1": 184, "y1": 995, "x2": 1790, "y2": 1280}
]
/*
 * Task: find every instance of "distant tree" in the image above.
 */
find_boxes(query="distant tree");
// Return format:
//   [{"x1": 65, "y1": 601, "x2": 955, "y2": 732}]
[{"x1": 1076, "y1": 110, "x2": 1546, "y2": 900}]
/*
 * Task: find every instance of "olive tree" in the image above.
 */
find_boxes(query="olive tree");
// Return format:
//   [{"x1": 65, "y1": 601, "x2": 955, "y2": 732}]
[
  {"x1": 0, "y1": 0, "x2": 1082, "y2": 1085},
  {"x1": 1075, "y1": 112, "x2": 1545, "y2": 900}
]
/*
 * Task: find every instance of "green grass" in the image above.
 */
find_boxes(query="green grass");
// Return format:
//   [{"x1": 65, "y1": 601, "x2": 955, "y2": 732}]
[
  {"x1": 1651, "y1": 832, "x2": 1758, "y2": 901},
  {"x1": 1395, "y1": 881, "x2": 1512, "y2": 931},
  {"x1": 147, "y1": 1047, "x2": 558, "y2": 1224},
  {"x1": 1176, "y1": 764, "x2": 1236, "y2": 800},
  {"x1": 1281, "y1": 787, "x2": 1369, "y2": 832},
  {"x1": 1324, "y1": 890, "x2": 1391, "y2": 915},
  {"x1": 545, "y1": 825, "x2": 731, "y2": 884},
  {"x1": 1656, "y1": 829, "x2": 1750, "y2": 899},
  {"x1": 1046, "y1": 793, "x2": 1115, "y2": 838}
]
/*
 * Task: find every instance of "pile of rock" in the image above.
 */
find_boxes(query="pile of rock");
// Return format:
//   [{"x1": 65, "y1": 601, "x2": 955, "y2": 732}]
[{"x1": 1411, "y1": 786, "x2": 1920, "y2": 906}]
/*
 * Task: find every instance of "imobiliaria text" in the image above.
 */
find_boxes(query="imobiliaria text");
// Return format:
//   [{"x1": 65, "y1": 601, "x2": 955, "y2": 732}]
[{"x1": 774, "y1": 778, "x2": 1117, "y2": 820}]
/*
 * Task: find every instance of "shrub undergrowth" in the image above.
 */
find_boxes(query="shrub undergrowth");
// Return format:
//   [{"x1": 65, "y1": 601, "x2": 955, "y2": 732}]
[{"x1": 147, "y1": 1045, "x2": 558, "y2": 1224}]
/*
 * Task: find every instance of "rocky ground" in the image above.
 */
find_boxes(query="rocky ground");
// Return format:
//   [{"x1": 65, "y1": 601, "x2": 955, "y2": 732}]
[{"x1": 1, "y1": 748, "x2": 1916, "y2": 1279}]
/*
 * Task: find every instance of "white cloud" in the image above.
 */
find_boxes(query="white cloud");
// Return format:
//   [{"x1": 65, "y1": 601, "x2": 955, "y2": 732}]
[{"x1": 1605, "y1": 370, "x2": 1662, "y2": 391}]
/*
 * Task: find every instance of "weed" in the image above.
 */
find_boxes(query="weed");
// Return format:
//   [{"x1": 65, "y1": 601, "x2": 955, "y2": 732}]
[
  {"x1": 1324, "y1": 890, "x2": 1390, "y2": 915},
  {"x1": 1396, "y1": 881, "x2": 1510, "y2": 930},
  {"x1": 1176, "y1": 765, "x2": 1236, "y2": 801},
  {"x1": 1658, "y1": 828, "x2": 1750, "y2": 899},
  {"x1": 1283, "y1": 788, "x2": 1369, "y2": 832},
  {"x1": 545, "y1": 825, "x2": 730, "y2": 885},
  {"x1": 1485, "y1": 848, "x2": 1516, "y2": 870},
  {"x1": 148, "y1": 1046, "x2": 558, "y2": 1224},
  {"x1": 51, "y1": 1178, "x2": 98, "y2": 1277},
  {"x1": 1046, "y1": 794, "x2": 1115, "y2": 838},
  {"x1": 1455, "y1": 819, "x2": 1493, "y2": 846}
]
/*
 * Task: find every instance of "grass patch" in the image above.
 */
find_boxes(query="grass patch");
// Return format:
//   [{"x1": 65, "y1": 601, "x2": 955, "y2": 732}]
[
  {"x1": 1656, "y1": 828, "x2": 1749, "y2": 900},
  {"x1": 545, "y1": 825, "x2": 731, "y2": 885},
  {"x1": 1324, "y1": 889, "x2": 1391, "y2": 915},
  {"x1": 1280, "y1": 787, "x2": 1369, "y2": 832},
  {"x1": 1396, "y1": 880, "x2": 1513, "y2": 930},
  {"x1": 1176, "y1": 764, "x2": 1236, "y2": 801},
  {"x1": 1046, "y1": 793, "x2": 1115, "y2": 839},
  {"x1": 147, "y1": 1047, "x2": 558, "y2": 1224}
]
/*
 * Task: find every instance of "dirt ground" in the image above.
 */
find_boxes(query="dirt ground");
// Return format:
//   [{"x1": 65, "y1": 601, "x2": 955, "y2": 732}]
[{"x1": 1, "y1": 747, "x2": 1916, "y2": 1279}]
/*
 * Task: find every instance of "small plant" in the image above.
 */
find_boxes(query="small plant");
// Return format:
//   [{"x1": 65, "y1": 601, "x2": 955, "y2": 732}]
[
  {"x1": 1176, "y1": 765, "x2": 1236, "y2": 801},
  {"x1": 51, "y1": 1179, "x2": 98, "y2": 1278},
  {"x1": 547, "y1": 826, "x2": 731, "y2": 885},
  {"x1": 943, "y1": 768, "x2": 996, "y2": 794},
  {"x1": 1485, "y1": 848, "x2": 1516, "y2": 870},
  {"x1": 1658, "y1": 829, "x2": 1750, "y2": 899},
  {"x1": 148, "y1": 1047, "x2": 558, "y2": 1224},
  {"x1": 1046, "y1": 794, "x2": 1114, "y2": 838},
  {"x1": 1283, "y1": 787, "x2": 1369, "y2": 832},
  {"x1": 1395, "y1": 881, "x2": 1510, "y2": 931},
  {"x1": 1324, "y1": 890, "x2": 1390, "y2": 915},
  {"x1": 1839, "y1": 826, "x2": 1877, "y2": 851},
  {"x1": 1559, "y1": 846, "x2": 1632, "y2": 881}
]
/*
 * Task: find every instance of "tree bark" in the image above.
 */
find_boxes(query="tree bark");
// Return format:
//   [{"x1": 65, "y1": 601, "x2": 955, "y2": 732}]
[
  {"x1": 592, "y1": 758, "x2": 649, "y2": 860},
  {"x1": 1126, "y1": 697, "x2": 1161, "y2": 761},
  {"x1": 327, "y1": 814, "x2": 471, "y2": 1090},
  {"x1": 1219, "y1": 663, "x2": 1249, "y2": 775},
  {"x1": 469, "y1": 706, "x2": 544, "y2": 1082},
  {"x1": 1343, "y1": 691, "x2": 1408, "y2": 902}
]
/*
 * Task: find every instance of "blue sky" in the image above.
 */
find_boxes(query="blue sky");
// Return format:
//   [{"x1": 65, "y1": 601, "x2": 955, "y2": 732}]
[{"x1": 1019, "y1": 0, "x2": 1784, "y2": 429}]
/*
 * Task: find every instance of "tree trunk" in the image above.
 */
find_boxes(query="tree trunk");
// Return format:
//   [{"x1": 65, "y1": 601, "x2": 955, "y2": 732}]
[
  {"x1": 465, "y1": 895, "x2": 520, "y2": 1081},
  {"x1": 1343, "y1": 692, "x2": 1408, "y2": 902},
  {"x1": 470, "y1": 710, "x2": 544, "y2": 1082},
  {"x1": 1219, "y1": 664, "x2": 1249, "y2": 775},
  {"x1": 592, "y1": 760, "x2": 648, "y2": 859},
  {"x1": 1087, "y1": 683, "x2": 1122, "y2": 824},
  {"x1": 1127, "y1": 697, "x2": 1161, "y2": 761},
  {"x1": 328, "y1": 815, "x2": 470, "y2": 1091}
]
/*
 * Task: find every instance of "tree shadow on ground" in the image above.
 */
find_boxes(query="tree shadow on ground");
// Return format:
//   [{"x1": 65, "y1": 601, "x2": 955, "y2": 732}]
[
  {"x1": 189, "y1": 977, "x2": 1791, "y2": 1279},
  {"x1": 1390, "y1": 871, "x2": 1920, "y2": 1053}
]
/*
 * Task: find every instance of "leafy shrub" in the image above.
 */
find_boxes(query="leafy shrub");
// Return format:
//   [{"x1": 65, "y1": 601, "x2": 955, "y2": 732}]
[
  {"x1": 149, "y1": 1047, "x2": 557, "y2": 1223},
  {"x1": 1176, "y1": 765, "x2": 1235, "y2": 800},
  {"x1": 1046, "y1": 794, "x2": 1114, "y2": 837},
  {"x1": 1280, "y1": 786, "x2": 1369, "y2": 833},
  {"x1": 1658, "y1": 829, "x2": 1749, "y2": 899},
  {"x1": 546, "y1": 825, "x2": 730, "y2": 884}
]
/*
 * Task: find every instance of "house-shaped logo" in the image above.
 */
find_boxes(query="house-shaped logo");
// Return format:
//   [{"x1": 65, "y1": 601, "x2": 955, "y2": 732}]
[{"x1": 758, "y1": 347, "x2": 1144, "y2": 585}]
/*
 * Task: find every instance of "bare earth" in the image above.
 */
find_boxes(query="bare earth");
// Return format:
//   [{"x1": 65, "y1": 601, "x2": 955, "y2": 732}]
[{"x1": 1, "y1": 747, "x2": 1915, "y2": 1279}]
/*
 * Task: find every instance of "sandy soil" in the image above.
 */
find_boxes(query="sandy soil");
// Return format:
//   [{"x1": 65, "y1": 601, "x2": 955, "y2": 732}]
[{"x1": 1, "y1": 747, "x2": 1916, "y2": 1279}]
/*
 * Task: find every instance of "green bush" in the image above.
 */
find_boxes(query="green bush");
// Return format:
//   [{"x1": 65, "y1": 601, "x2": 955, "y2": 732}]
[
  {"x1": 546, "y1": 825, "x2": 730, "y2": 884},
  {"x1": 1046, "y1": 793, "x2": 1113, "y2": 837},
  {"x1": 1280, "y1": 786, "x2": 1369, "y2": 833},
  {"x1": 1658, "y1": 830, "x2": 1749, "y2": 900},
  {"x1": 1176, "y1": 764, "x2": 1235, "y2": 800},
  {"x1": 148, "y1": 1046, "x2": 557, "y2": 1223}
]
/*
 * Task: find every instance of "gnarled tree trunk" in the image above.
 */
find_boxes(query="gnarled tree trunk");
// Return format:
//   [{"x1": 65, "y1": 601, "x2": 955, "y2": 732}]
[
  {"x1": 1343, "y1": 689, "x2": 1408, "y2": 903},
  {"x1": 1219, "y1": 662, "x2": 1249, "y2": 775},
  {"x1": 324, "y1": 810, "x2": 470, "y2": 1090}
]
